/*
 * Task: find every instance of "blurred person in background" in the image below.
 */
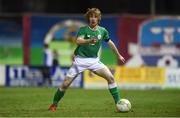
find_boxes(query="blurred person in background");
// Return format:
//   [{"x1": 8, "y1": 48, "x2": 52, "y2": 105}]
[
  {"x1": 52, "y1": 49, "x2": 59, "y2": 67},
  {"x1": 42, "y1": 44, "x2": 53, "y2": 86},
  {"x1": 48, "y1": 8, "x2": 125, "y2": 111}
]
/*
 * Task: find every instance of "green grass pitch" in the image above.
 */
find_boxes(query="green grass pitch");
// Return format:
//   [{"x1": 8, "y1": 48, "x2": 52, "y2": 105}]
[{"x1": 0, "y1": 87, "x2": 180, "y2": 117}]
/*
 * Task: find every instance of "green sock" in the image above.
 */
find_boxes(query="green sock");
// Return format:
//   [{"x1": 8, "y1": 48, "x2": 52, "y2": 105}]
[
  {"x1": 52, "y1": 88, "x2": 65, "y2": 106},
  {"x1": 109, "y1": 87, "x2": 120, "y2": 104}
]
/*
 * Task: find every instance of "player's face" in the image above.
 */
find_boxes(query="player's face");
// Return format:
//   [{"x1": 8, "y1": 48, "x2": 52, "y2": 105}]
[{"x1": 89, "y1": 14, "x2": 98, "y2": 27}]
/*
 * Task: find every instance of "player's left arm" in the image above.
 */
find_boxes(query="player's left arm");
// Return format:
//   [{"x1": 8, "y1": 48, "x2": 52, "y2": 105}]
[{"x1": 107, "y1": 40, "x2": 125, "y2": 63}]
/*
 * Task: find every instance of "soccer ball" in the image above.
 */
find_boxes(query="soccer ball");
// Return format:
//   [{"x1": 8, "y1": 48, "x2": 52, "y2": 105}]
[{"x1": 116, "y1": 99, "x2": 131, "y2": 112}]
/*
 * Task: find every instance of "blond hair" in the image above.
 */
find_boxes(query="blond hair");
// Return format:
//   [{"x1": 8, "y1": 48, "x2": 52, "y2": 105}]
[{"x1": 84, "y1": 8, "x2": 101, "y2": 23}]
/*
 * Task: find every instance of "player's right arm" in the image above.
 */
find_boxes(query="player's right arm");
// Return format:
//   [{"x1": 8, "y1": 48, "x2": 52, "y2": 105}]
[
  {"x1": 76, "y1": 37, "x2": 97, "y2": 45},
  {"x1": 76, "y1": 26, "x2": 98, "y2": 45}
]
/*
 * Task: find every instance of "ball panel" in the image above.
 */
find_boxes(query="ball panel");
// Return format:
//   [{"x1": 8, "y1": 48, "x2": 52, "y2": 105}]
[{"x1": 116, "y1": 99, "x2": 131, "y2": 112}]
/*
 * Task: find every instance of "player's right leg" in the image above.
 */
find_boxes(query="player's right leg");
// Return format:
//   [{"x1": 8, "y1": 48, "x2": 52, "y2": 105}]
[
  {"x1": 48, "y1": 61, "x2": 83, "y2": 111},
  {"x1": 48, "y1": 76, "x2": 76, "y2": 111}
]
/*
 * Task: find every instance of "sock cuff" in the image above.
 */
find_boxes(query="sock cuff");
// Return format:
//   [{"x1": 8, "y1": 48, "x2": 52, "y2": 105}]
[
  {"x1": 58, "y1": 88, "x2": 65, "y2": 93},
  {"x1": 58, "y1": 88, "x2": 62, "y2": 91},
  {"x1": 108, "y1": 83, "x2": 117, "y2": 89}
]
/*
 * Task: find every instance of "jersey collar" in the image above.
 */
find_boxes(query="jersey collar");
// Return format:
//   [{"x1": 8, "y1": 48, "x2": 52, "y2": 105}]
[{"x1": 88, "y1": 25, "x2": 99, "y2": 31}]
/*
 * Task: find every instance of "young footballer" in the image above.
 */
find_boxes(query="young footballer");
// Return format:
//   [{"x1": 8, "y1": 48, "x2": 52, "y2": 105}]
[{"x1": 48, "y1": 8, "x2": 125, "y2": 111}]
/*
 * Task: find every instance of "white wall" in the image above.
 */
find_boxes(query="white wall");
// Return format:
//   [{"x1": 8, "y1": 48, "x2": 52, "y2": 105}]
[
  {"x1": 0, "y1": 65, "x2": 5, "y2": 86},
  {"x1": 165, "y1": 68, "x2": 180, "y2": 88}
]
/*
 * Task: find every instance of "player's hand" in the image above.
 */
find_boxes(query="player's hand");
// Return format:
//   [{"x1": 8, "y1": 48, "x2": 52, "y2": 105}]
[
  {"x1": 89, "y1": 38, "x2": 98, "y2": 44},
  {"x1": 119, "y1": 55, "x2": 125, "y2": 63}
]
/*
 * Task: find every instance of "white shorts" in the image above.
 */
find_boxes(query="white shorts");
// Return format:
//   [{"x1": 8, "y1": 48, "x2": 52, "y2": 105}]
[{"x1": 66, "y1": 56, "x2": 106, "y2": 78}]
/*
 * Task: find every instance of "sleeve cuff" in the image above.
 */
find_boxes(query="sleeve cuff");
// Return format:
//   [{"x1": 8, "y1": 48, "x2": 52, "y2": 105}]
[{"x1": 104, "y1": 38, "x2": 110, "y2": 42}]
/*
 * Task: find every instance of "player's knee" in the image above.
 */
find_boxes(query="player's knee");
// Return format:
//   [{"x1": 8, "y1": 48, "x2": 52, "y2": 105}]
[
  {"x1": 107, "y1": 76, "x2": 115, "y2": 84},
  {"x1": 61, "y1": 83, "x2": 68, "y2": 91},
  {"x1": 61, "y1": 80, "x2": 70, "y2": 90}
]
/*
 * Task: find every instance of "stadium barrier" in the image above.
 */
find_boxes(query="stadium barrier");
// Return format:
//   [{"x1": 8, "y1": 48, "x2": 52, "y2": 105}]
[
  {"x1": 165, "y1": 68, "x2": 180, "y2": 88},
  {"x1": 0, "y1": 65, "x2": 5, "y2": 86},
  {"x1": 0, "y1": 65, "x2": 180, "y2": 89},
  {"x1": 2, "y1": 65, "x2": 83, "y2": 87},
  {"x1": 84, "y1": 66, "x2": 177, "y2": 89}
]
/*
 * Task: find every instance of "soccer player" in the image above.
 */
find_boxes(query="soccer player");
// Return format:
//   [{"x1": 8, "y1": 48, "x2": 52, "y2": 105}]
[{"x1": 48, "y1": 8, "x2": 125, "y2": 111}]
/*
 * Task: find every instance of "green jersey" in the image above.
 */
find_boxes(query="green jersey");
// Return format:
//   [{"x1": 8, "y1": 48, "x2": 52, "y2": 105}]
[{"x1": 74, "y1": 25, "x2": 110, "y2": 57}]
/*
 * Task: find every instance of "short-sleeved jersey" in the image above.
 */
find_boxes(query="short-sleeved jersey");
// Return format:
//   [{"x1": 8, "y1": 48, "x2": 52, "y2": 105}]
[{"x1": 74, "y1": 25, "x2": 110, "y2": 58}]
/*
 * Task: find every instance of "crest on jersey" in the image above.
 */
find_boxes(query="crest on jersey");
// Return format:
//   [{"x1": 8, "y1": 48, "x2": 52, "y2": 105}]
[{"x1": 97, "y1": 34, "x2": 101, "y2": 39}]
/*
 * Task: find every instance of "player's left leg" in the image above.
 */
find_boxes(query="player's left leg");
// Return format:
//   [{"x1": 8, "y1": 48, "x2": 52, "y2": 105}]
[{"x1": 93, "y1": 66, "x2": 120, "y2": 104}]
